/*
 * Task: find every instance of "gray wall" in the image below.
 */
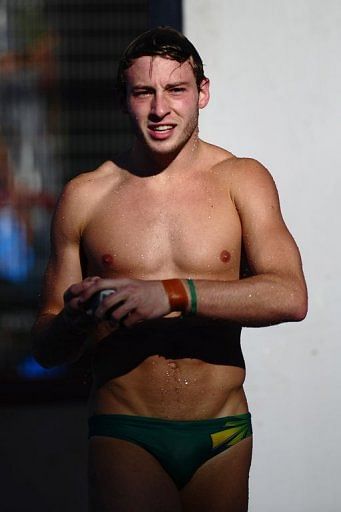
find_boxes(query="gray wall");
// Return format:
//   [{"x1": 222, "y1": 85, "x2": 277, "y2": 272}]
[{"x1": 184, "y1": 1, "x2": 340, "y2": 511}]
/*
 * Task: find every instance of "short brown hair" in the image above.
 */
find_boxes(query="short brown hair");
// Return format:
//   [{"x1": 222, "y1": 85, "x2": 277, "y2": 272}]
[{"x1": 116, "y1": 27, "x2": 206, "y2": 99}]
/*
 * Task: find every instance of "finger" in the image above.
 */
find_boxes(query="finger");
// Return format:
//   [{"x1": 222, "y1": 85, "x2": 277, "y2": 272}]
[
  {"x1": 83, "y1": 276, "x2": 101, "y2": 287},
  {"x1": 65, "y1": 278, "x2": 101, "y2": 313},
  {"x1": 95, "y1": 290, "x2": 131, "y2": 319},
  {"x1": 63, "y1": 286, "x2": 79, "y2": 303},
  {"x1": 79, "y1": 278, "x2": 137, "y2": 303},
  {"x1": 78, "y1": 279, "x2": 115, "y2": 303},
  {"x1": 65, "y1": 295, "x2": 90, "y2": 316},
  {"x1": 64, "y1": 276, "x2": 100, "y2": 303},
  {"x1": 109, "y1": 297, "x2": 137, "y2": 321},
  {"x1": 83, "y1": 289, "x2": 117, "y2": 317},
  {"x1": 122, "y1": 311, "x2": 143, "y2": 328}
]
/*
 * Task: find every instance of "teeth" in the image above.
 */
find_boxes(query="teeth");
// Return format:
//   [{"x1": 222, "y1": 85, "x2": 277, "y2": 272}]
[{"x1": 152, "y1": 125, "x2": 173, "y2": 131}]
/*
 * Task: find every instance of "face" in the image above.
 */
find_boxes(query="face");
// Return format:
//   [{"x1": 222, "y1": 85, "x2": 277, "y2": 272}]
[{"x1": 124, "y1": 56, "x2": 209, "y2": 157}]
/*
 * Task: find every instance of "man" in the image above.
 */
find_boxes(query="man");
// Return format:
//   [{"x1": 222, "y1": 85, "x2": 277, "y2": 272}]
[{"x1": 32, "y1": 27, "x2": 307, "y2": 512}]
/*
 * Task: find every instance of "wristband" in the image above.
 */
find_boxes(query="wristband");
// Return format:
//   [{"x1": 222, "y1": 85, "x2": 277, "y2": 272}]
[
  {"x1": 162, "y1": 279, "x2": 189, "y2": 313},
  {"x1": 186, "y1": 278, "x2": 197, "y2": 315}
]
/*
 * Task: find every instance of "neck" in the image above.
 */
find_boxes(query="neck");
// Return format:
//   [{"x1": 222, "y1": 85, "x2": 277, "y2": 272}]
[{"x1": 128, "y1": 129, "x2": 201, "y2": 178}]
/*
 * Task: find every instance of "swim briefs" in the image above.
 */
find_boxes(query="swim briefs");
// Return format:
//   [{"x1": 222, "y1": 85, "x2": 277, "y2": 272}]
[{"x1": 88, "y1": 412, "x2": 252, "y2": 488}]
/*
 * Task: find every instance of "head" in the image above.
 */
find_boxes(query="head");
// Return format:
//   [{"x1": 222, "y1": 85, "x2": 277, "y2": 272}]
[
  {"x1": 116, "y1": 26, "x2": 207, "y2": 102},
  {"x1": 116, "y1": 27, "x2": 209, "y2": 161}
]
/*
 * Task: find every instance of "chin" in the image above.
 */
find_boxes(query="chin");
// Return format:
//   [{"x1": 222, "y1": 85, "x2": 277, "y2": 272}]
[
  {"x1": 149, "y1": 142, "x2": 186, "y2": 159},
  {"x1": 134, "y1": 123, "x2": 198, "y2": 158},
  {"x1": 137, "y1": 133, "x2": 181, "y2": 156}
]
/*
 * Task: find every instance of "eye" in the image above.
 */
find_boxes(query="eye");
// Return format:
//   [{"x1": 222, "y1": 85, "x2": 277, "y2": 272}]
[
  {"x1": 132, "y1": 90, "x2": 152, "y2": 97},
  {"x1": 169, "y1": 87, "x2": 186, "y2": 94}
]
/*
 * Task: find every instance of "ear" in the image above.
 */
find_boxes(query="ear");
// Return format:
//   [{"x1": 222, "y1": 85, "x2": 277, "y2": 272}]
[{"x1": 198, "y1": 78, "x2": 210, "y2": 109}]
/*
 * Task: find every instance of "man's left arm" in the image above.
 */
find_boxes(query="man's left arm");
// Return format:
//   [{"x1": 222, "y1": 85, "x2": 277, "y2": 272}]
[{"x1": 193, "y1": 158, "x2": 308, "y2": 326}]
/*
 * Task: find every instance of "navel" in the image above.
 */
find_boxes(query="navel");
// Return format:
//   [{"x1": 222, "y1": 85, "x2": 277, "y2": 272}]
[
  {"x1": 167, "y1": 361, "x2": 178, "y2": 370},
  {"x1": 220, "y1": 250, "x2": 231, "y2": 263}
]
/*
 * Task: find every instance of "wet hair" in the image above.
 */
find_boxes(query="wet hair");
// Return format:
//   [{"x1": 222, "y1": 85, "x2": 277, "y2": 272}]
[{"x1": 116, "y1": 26, "x2": 206, "y2": 99}]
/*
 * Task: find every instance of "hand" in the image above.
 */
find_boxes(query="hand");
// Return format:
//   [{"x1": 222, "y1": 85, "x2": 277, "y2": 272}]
[
  {"x1": 77, "y1": 278, "x2": 171, "y2": 328},
  {"x1": 62, "y1": 276, "x2": 101, "y2": 331}
]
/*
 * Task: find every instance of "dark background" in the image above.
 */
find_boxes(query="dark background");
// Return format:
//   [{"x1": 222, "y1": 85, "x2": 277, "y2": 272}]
[{"x1": 0, "y1": 1, "x2": 181, "y2": 510}]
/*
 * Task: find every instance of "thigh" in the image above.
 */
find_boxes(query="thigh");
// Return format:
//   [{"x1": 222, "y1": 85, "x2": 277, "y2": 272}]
[
  {"x1": 180, "y1": 436, "x2": 252, "y2": 512},
  {"x1": 88, "y1": 437, "x2": 182, "y2": 512}
]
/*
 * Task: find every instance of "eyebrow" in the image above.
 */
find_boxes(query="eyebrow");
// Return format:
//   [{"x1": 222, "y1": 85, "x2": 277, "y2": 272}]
[
  {"x1": 165, "y1": 81, "x2": 190, "y2": 89},
  {"x1": 131, "y1": 81, "x2": 190, "y2": 91}
]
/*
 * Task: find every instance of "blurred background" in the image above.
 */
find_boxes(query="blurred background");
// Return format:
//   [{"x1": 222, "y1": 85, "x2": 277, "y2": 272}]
[
  {"x1": 2, "y1": 1, "x2": 340, "y2": 511},
  {"x1": 0, "y1": 1, "x2": 181, "y2": 510}
]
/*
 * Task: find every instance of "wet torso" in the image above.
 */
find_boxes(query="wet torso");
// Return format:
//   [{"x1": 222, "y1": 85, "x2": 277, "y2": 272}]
[{"x1": 80, "y1": 144, "x2": 248, "y2": 419}]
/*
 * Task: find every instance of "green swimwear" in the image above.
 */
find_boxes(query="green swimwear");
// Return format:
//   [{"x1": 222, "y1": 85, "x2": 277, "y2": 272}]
[{"x1": 88, "y1": 412, "x2": 252, "y2": 489}]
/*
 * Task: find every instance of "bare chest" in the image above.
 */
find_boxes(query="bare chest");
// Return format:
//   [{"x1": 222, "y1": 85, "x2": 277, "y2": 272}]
[{"x1": 82, "y1": 178, "x2": 242, "y2": 279}]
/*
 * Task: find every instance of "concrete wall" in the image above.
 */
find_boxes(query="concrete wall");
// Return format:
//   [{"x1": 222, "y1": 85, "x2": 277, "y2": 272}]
[{"x1": 184, "y1": 1, "x2": 340, "y2": 511}]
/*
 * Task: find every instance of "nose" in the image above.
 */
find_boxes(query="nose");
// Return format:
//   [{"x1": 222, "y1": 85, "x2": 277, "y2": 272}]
[{"x1": 149, "y1": 92, "x2": 170, "y2": 119}]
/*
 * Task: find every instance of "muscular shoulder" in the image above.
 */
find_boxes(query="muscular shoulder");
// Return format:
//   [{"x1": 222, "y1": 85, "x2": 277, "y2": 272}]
[
  {"x1": 222, "y1": 158, "x2": 281, "y2": 224},
  {"x1": 203, "y1": 154, "x2": 280, "y2": 221},
  {"x1": 210, "y1": 156, "x2": 277, "y2": 200},
  {"x1": 210, "y1": 154, "x2": 269, "y2": 178},
  {"x1": 53, "y1": 161, "x2": 125, "y2": 240},
  {"x1": 65, "y1": 160, "x2": 124, "y2": 197}
]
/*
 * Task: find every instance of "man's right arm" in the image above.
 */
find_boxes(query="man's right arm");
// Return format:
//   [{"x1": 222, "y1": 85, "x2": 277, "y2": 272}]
[
  {"x1": 31, "y1": 309, "x2": 90, "y2": 369},
  {"x1": 31, "y1": 178, "x2": 96, "y2": 368}
]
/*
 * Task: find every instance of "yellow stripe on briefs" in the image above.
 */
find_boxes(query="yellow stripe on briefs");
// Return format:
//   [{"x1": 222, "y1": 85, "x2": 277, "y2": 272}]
[{"x1": 210, "y1": 427, "x2": 244, "y2": 449}]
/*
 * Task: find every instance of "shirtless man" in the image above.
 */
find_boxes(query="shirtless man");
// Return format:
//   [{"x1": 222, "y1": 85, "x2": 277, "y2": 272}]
[{"x1": 32, "y1": 27, "x2": 307, "y2": 512}]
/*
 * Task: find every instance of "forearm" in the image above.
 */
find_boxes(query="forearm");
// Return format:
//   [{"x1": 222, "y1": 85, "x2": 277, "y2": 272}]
[
  {"x1": 31, "y1": 311, "x2": 90, "y2": 368},
  {"x1": 192, "y1": 273, "x2": 307, "y2": 326}
]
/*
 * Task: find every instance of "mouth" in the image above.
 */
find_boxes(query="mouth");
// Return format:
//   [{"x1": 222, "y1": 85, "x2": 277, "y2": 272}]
[{"x1": 147, "y1": 124, "x2": 176, "y2": 139}]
